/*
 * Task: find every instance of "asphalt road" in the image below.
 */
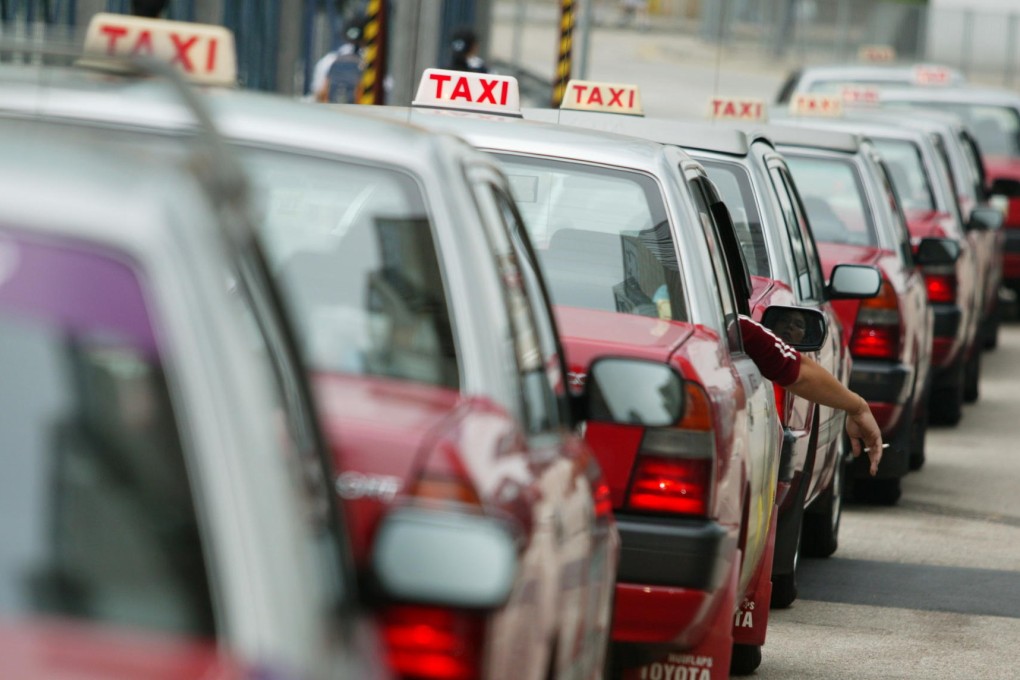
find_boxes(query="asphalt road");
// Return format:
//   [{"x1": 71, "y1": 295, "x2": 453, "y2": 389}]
[{"x1": 759, "y1": 321, "x2": 1020, "y2": 679}]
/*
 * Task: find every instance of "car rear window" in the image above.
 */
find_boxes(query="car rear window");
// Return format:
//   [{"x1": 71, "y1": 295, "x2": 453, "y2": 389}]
[
  {"x1": 873, "y1": 138, "x2": 936, "y2": 213},
  {"x1": 494, "y1": 153, "x2": 686, "y2": 322},
  {"x1": 785, "y1": 155, "x2": 879, "y2": 247},
  {"x1": 242, "y1": 149, "x2": 460, "y2": 390},
  {"x1": 0, "y1": 231, "x2": 215, "y2": 638}
]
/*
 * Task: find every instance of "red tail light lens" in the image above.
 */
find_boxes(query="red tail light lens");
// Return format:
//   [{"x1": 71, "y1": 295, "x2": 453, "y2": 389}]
[
  {"x1": 773, "y1": 383, "x2": 787, "y2": 424},
  {"x1": 924, "y1": 271, "x2": 957, "y2": 304},
  {"x1": 382, "y1": 605, "x2": 487, "y2": 680},
  {"x1": 627, "y1": 456, "x2": 711, "y2": 515},
  {"x1": 625, "y1": 383, "x2": 714, "y2": 517},
  {"x1": 850, "y1": 280, "x2": 901, "y2": 360}
]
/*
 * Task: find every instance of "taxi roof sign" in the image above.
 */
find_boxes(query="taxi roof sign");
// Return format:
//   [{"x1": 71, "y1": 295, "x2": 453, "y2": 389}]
[
  {"x1": 413, "y1": 68, "x2": 521, "y2": 117},
  {"x1": 789, "y1": 94, "x2": 844, "y2": 117},
  {"x1": 84, "y1": 13, "x2": 237, "y2": 86},
  {"x1": 707, "y1": 97, "x2": 768, "y2": 122},
  {"x1": 858, "y1": 44, "x2": 897, "y2": 63},
  {"x1": 841, "y1": 86, "x2": 881, "y2": 107},
  {"x1": 913, "y1": 64, "x2": 953, "y2": 86},
  {"x1": 561, "y1": 80, "x2": 643, "y2": 116}
]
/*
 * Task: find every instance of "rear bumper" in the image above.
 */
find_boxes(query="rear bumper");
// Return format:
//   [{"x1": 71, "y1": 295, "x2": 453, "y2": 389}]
[
  {"x1": 611, "y1": 515, "x2": 738, "y2": 645},
  {"x1": 1003, "y1": 230, "x2": 1020, "y2": 281},
  {"x1": 615, "y1": 516, "x2": 735, "y2": 590},
  {"x1": 850, "y1": 360, "x2": 912, "y2": 428},
  {"x1": 930, "y1": 303, "x2": 963, "y2": 367}
]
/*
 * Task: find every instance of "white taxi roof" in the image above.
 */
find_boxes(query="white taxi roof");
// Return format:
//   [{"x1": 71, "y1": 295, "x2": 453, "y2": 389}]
[
  {"x1": 520, "y1": 108, "x2": 750, "y2": 156},
  {"x1": 879, "y1": 85, "x2": 1020, "y2": 108},
  {"x1": 83, "y1": 13, "x2": 237, "y2": 86},
  {"x1": 787, "y1": 63, "x2": 966, "y2": 92},
  {"x1": 757, "y1": 123, "x2": 862, "y2": 154}
]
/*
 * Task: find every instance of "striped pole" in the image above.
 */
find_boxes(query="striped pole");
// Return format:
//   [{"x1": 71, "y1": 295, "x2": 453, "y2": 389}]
[
  {"x1": 356, "y1": 0, "x2": 386, "y2": 105},
  {"x1": 552, "y1": 0, "x2": 574, "y2": 107}
]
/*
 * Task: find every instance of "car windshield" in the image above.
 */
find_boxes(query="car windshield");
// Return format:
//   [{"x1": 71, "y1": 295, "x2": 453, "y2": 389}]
[
  {"x1": 242, "y1": 149, "x2": 460, "y2": 390},
  {"x1": 0, "y1": 231, "x2": 215, "y2": 638},
  {"x1": 701, "y1": 160, "x2": 771, "y2": 278},
  {"x1": 901, "y1": 102, "x2": 1020, "y2": 158},
  {"x1": 785, "y1": 155, "x2": 879, "y2": 247},
  {"x1": 873, "y1": 138, "x2": 936, "y2": 212},
  {"x1": 494, "y1": 153, "x2": 686, "y2": 322}
]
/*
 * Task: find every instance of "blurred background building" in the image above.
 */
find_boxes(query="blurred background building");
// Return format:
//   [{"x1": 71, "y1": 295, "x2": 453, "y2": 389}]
[{"x1": 2, "y1": 0, "x2": 1020, "y2": 102}]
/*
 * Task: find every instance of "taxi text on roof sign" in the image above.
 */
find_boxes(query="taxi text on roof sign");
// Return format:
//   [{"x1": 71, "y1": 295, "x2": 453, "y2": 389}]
[
  {"x1": 913, "y1": 64, "x2": 953, "y2": 86},
  {"x1": 84, "y1": 13, "x2": 237, "y2": 87},
  {"x1": 561, "y1": 80, "x2": 643, "y2": 116},
  {"x1": 788, "y1": 94, "x2": 843, "y2": 117},
  {"x1": 858, "y1": 44, "x2": 897, "y2": 63},
  {"x1": 413, "y1": 68, "x2": 521, "y2": 117},
  {"x1": 706, "y1": 97, "x2": 767, "y2": 122},
  {"x1": 841, "y1": 86, "x2": 881, "y2": 107}
]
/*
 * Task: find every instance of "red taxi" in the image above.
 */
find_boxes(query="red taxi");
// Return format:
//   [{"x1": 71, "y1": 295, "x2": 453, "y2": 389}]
[
  {"x1": 10, "y1": 15, "x2": 638, "y2": 680},
  {"x1": 519, "y1": 100, "x2": 882, "y2": 608},
  {"x1": 766, "y1": 124, "x2": 948, "y2": 504},
  {"x1": 359, "y1": 72, "x2": 799, "y2": 678}
]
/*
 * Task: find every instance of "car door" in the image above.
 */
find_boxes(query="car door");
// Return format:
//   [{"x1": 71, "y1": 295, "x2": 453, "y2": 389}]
[
  {"x1": 766, "y1": 159, "x2": 847, "y2": 496},
  {"x1": 687, "y1": 172, "x2": 779, "y2": 582},
  {"x1": 468, "y1": 163, "x2": 616, "y2": 679}
]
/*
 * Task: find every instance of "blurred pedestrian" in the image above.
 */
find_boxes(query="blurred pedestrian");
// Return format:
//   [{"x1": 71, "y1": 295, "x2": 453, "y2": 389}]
[
  {"x1": 312, "y1": 16, "x2": 368, "y2": 103},
  {"x1": 618, "y1": 0, "x2": 649, "y2": 30},
  {"x1": 445, "y1": 27, "x2": 488, "y2": 74}
]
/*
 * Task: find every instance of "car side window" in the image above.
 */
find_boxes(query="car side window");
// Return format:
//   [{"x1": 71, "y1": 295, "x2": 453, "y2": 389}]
[
  {"x1": 0, "y1": 233, "x2": 216, "y2": 639},
  {"x1": 771, "y1": 166, "x2": 824, "y2": 301},
  {"x1": 688, "y1": 177, "x2": 743, "y2": 353},
  {"x1": 473, "y1": 180, "x2": 566, "y2": 434}
]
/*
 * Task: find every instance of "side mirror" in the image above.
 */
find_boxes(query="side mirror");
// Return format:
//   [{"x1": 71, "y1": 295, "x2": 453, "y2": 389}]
[
  {"x1": 372, "y1": 508, "x2": 517, "y2": 609},
  {"x1": 761, "y1": 305, "x2": 828, "y2": 352},
  {"x1": 826, "y1": 264, "x2": 882, "y2": 300},
  {"x1": 989, "y1": 177, "x2": 1020, "y2": 198},
  {"x1": 915, "y1": 237, "x2": 961, "y2": 266},
  {"x1": 582, "y1": 357, "x2": 685, "y2": 428},
  {"x1": 967, "y1": 206, "x2": 1004, "y2": 232}
]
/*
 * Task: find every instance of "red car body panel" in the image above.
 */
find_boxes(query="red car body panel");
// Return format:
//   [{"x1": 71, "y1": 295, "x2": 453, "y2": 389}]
[
  {"x1": 555, "y1": 304, "x2": 764, "y2": 652},
  {"x1": 314, "y1": 371, "x2": 617, "y2": 679},
  {"x1": 0, "y1": 618, "x2": 244, "y2": 680},
  {"x1": 817, "y1": 243, "x2": 928, "y2": 435}
]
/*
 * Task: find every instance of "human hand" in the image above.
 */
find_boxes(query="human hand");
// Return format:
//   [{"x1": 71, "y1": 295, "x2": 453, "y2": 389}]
[{"x1": 846, "y1": 395, "x2": 883, "y2": 476}]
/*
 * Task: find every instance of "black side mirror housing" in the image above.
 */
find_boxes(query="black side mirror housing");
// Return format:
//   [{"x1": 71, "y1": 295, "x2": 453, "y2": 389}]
[
  {"x1": 826, "y1": 264, "x2": 882, "y2": 300},
  {"x1": 761, "y1": 305, "x2": 828, "y2": 352},
  {"x1": 578, "y1": 357, "x2": 686, "y2": 428},
  {"x1": 989, "y1": 177, "x2": 1020, "y2": 198},
  {"x1": 915, "y1": 237, "x2": 961, "y2": 266}
]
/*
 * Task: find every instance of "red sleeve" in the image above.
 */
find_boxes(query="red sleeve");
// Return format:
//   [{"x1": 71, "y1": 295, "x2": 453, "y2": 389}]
[{"x1": 738, "y1": 316, "x2": 801, "y2": 387}]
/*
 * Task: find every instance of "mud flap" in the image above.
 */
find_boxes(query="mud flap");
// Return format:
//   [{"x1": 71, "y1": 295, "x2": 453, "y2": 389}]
[
  {"x1": 622, "y1": 552, "x2": 740, "y2": 680},
  {"x1": 732, "y1": 507, "x2": 778, "y2": 646}
]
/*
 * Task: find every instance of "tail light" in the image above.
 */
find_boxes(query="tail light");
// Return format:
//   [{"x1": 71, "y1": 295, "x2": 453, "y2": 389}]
[
  {"x1": 773, "y1": 383, "x2": 787, "y2": 424},
  {"x1": 387, "y1": 465, "x2": 489, "y2": 679},
  {"x1": 624, "y1": 383, "x2": 714, "y2": 517},
  {"x1": 381, "y1": 605, "x2": 487, "y2": 680},
  {"x1": 923, "y1": 266, "x2": 957, "y2": 304},
  {"x1": 850, "y1": 279, "x2": 901, "y2": 361}
]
